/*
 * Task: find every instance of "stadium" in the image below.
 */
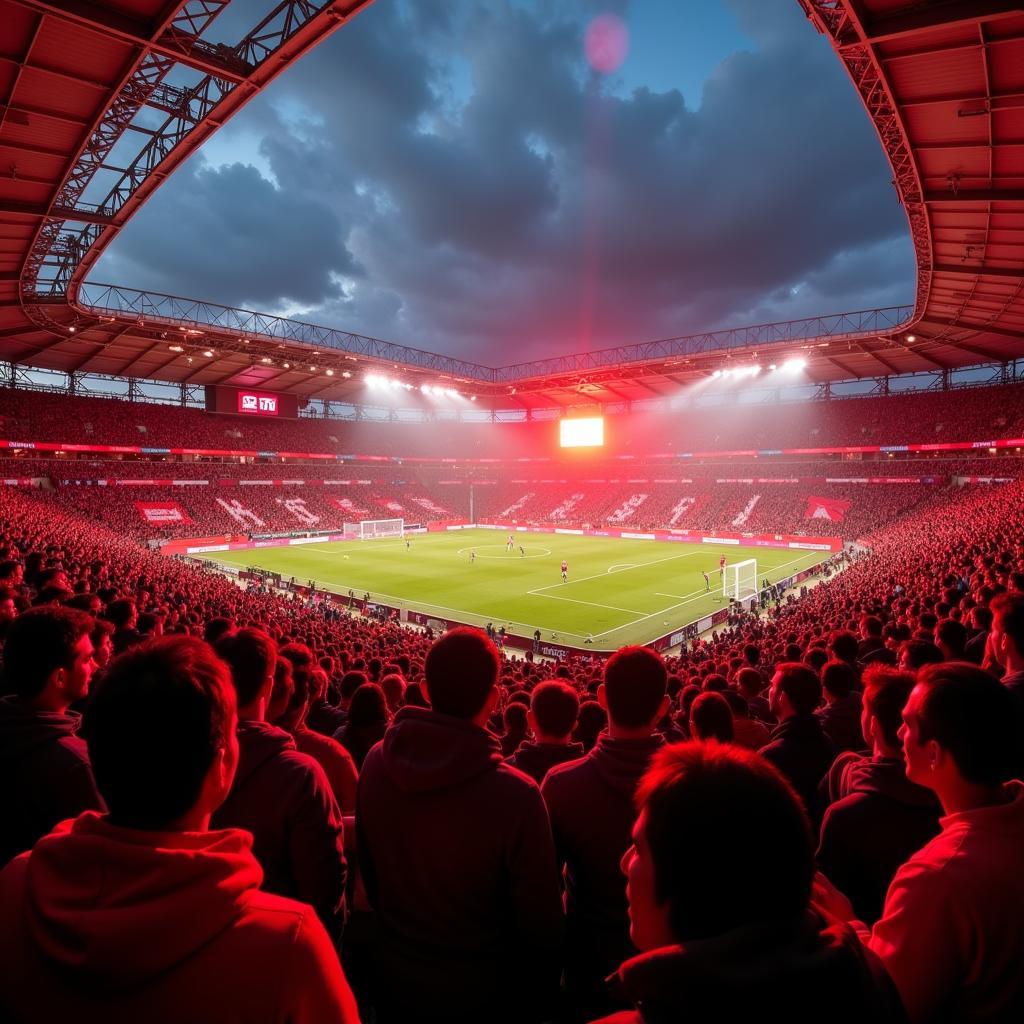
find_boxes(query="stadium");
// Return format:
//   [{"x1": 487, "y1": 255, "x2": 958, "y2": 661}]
[{"x1": 1, "y1": 1, "x2": 1023, "y2": 1023}]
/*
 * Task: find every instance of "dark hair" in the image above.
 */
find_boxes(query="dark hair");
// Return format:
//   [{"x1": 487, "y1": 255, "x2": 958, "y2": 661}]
[
  {"x1": 773, "y1": 662, "x2": 822, "y2": 716},
  {"x1": 914, "y1": 662, "x2": 1019, "y2": 785},
  {"x1": 573, "y1": 700, "x2": 607, "y2": 751},
  {"x1": 86, "y1": 637, "x2": 234, "y2": 829},
  {"x1": 991, "y1": 591, "x2": 1024, "y2": 656},
  {"x1": 424, "y1": 627, "x2": 500, "y2": 719},
  {"x1": 340, "y1": 670, "x2": 368, "y2": 701},
  {"x1": 820, "y1": 659, "x2": 857, "y2": 700},
  {"x1": 935, "y1": 618, "x2": 968, "y2": 656},
  {"x1": 862, "y1": 665, "x2": 916, "y2": 750},
  {"x1": 214, "y1": 627, "x2": 277, "y2": 707},
  {"x1": 380, "y1": 672, "x2": 407, "y2": 709},
  {"x1": 530, "y1": 680, "x2": 579, "y2": 738},
  {"x1": 636, "y1": 743, "x2": 813, "y2": 941},
  {"x1": 279, "y1": 642, "x2": 315, "y2": 670},
  {"x1": 900, "y1": 639, "x2": 944, "y2": 669},
  {"x1": 861, "y1": 615, "x2": 883, "y2": 638},
  {"x1": 2, "y1": 605, "x2": 94, "y2": 698},
  {"x1": 701, "y1": 673, "x2": 728, "y2": 693},
  {"x1": 348, "y1": 682, "x2": 389, "y2": 729},
  {"x1": 830, "y1": 630, "x2": 859, "y2": 663},
  {"x1": 735, "y1": 667, "x2": 763, "y2": 697},
  {"x1": 203, "y1": 617, "x2": 235, "y2": 645},
  {"x1": 603, "y1": 646, "x2": 667, "y2": 728},
  {"x1": 105, "y1": 598, "x2": 136, "y2": 629},
  {"x1": 503, "y1": 701, "x2": 528, "y2": 731},
  {"x1": 689, "y1": 692, "x2": 734, "y2": 743}
]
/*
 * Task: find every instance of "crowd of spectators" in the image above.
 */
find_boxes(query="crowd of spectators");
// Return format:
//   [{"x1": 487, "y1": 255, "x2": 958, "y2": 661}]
[
  {"x1": 1, "y1": 444, "x2": 1023, "y2": 1020},
  {"x1": 4, "y1": 378, "x2": 1024, "y2": 459}
]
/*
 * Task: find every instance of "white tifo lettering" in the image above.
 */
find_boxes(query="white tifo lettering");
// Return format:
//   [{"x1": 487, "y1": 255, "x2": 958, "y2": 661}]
[{"x1": 215, "y1": 498, "x2": 265, "y2": 528}]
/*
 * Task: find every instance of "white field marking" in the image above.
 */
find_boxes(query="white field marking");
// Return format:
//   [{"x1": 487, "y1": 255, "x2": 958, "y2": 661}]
[
  {"x1": 456, "y1": 545, "x2": 551, "y2": 559},
  {"x1": 528, "y1": 547, "x2": 704, "y2": 596},
  {"x1": 588, "y1": 551, "x2": 824, "y2": 642},
  {"x1": 528, "y1": 591, "x2": 650, "y2": 615},
  {"x1": 607, "y1": 563, "x2": 640, "y2": 573}
]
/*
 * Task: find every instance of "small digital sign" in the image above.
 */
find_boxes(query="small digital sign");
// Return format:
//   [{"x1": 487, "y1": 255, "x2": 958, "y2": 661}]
[
  {"x1": 560, "y1": 417, "x2": 604, "y2": 448},
  {"x1": 237, "y1": 391, "x2": 279, "y2": 416}
]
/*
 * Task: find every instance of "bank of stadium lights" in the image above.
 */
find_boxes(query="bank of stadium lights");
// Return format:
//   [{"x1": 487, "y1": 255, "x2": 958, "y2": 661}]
[{"x1": 420, "y1": 384, "x2": 459, "y2": 398}]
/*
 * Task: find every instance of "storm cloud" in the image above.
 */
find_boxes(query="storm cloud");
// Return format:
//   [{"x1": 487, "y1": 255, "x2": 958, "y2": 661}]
[{"x1": 93, "y1": 0, "x2": 916, "y2": 363}]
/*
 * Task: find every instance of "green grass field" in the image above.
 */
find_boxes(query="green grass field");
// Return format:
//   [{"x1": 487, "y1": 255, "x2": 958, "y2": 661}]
[{"x1": 204, "y1": 529, "x2": 828, "y2": 650}]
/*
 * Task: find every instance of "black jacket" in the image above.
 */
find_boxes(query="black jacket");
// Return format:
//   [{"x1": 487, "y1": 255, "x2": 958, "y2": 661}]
[
  {"x1": 760, "y1": 714, "x2": 836, "y2": 821},
  {"x1": 357, "y1": 706, "x2": 562, "y2": 1023},
  {"x1": 506, "y1": 739, "x2": 585, "y2": 785},
  {"x1": 0, "y1": 696, "x2": 105, "y2": 867}
]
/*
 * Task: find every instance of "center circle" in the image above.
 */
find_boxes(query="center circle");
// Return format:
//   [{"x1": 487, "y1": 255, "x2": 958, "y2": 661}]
[{"x1": 457, "y1": 545, "x2": 552, "y2": 559}]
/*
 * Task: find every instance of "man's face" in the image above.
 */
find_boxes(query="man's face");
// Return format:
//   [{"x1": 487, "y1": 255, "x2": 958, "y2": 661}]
[
  {"x1": 898, "y1": 686, "x2": 933, "y2": 787},
  {"x1": 768, "y1": 671, "x2": 784, "y2": 718},
  {"x1": 62, "y1": 633, "x2": 97, "y2": 702},
  {"x1": 93, "y1": 631, "x2": 114, "y2": 668},
  {"x1": 0, "y1": 597, "x2": 15, "y2": 624},
  {"x1": 990, "y1": 614, "x2": 1010, "y2": 669},
  {"x1": 621, "y1": 809, "x2": 673, "y2": 951}
]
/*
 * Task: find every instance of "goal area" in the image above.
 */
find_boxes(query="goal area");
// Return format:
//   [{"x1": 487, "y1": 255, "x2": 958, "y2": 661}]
[
  {"x1": 723, "y1": 558, "x2": 758, "y2": 603},
  {"x1": 343, "y1": 518, "x2": 404, "y2": 540}
]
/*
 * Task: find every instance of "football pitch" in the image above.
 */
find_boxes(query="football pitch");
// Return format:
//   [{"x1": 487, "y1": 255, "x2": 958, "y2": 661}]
[{"x1": 203, "y1": 529, "x2": 828, "y2": 650}]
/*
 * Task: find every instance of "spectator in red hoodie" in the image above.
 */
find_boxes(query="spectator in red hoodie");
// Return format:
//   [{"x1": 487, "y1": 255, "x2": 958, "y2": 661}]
[
  {"x1": 817, "y1": 666, "x2": 940, "y2": 924},
  {"x1": 542, "y1": 646, "x2": 669, "y2": 1021},
  {"x1": 0, "y1": 606, "x2": 104, "y2": 867},
  {"x1": 0, "y1": 635, "x2": 359, "y2": 1024},
  {"x1": 356, "y1": 626, "x2": 562, "y2": 1023},
  {"x1": 599, "y1": 742, "x2": 904, "y2": 1023},
  {"x1": 506, "y1": 679, "x2": 584, "y2": 784},
  {"x1": 211, "y1": 628, "x2": 347, "y2": 940},
  {"x1": 861, "y1": 663, "x2": 1024, "y2": 1022}
]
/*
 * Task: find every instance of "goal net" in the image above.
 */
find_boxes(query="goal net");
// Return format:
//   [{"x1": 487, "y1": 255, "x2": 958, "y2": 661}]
[
  {"x1": 723, "y1": 558, "x2": 758, "y2": 603},
  {"x1": 343, "y1": 518, "x2": 404, "y2": 540}
]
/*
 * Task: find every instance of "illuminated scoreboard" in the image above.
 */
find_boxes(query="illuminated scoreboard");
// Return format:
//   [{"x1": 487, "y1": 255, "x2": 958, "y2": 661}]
[{"x1": 560, "y1": 416, "x2": 604, "y2": 448}]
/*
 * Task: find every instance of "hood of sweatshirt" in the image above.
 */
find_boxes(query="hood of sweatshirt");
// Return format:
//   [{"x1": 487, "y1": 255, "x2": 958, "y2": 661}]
[
  {"x1": 610, "y1": 911, "x2": 894, "y2": 1018},
  {"x1": 841, "y1": 755, "x2": 940, "y2": 809},
  {"x1": 231, "y1": 719, "x2": 298, "y2": 789},
  {"x1": 378, "y1": 705, "x2": 502, "y2": 794},
  {"x1": 0, "y1": 695, "x2": 83, "y2": 759},
  {"x1": 18, "y1": 812, "x2": 262, "y2": 992},
  {"x1": 587, "y1": 734, "x2": 666, "y2": 798}
]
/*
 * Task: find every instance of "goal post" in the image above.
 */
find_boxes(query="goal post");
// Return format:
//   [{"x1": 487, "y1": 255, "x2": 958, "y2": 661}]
[
  {"x1": 344, "y1": 518, "x2": 404, "y2": 540},
  {"x1": 723, "y1": 558, "x2": 758, "y2": 603}
]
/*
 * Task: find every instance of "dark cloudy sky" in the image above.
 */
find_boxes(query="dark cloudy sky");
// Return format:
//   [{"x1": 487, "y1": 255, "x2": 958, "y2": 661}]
[{"x1": 90, "y1": 0, "x2": 916, "y2": 364}]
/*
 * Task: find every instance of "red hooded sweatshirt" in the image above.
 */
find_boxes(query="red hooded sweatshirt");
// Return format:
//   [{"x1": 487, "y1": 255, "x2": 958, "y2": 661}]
[{"x1": 0, "y1": 812, "x2": 360, "y2": 1024}]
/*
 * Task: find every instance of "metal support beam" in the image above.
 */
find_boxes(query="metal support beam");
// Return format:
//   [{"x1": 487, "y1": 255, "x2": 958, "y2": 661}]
[
  {"x1": 858, "y1": 0, "x2": 1024, "y2": 44},
  {"x1": 925, "y1": 188, "x2": 1024, "y2": 204},
  {"x1": 933, "y1": 263, "x2": 1024, "y2": 280}
]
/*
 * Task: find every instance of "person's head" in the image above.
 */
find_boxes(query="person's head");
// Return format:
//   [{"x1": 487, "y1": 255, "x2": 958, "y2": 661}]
[
  {"x1": 574, "y1": 700, "x2": 607, "y2": 750},
  {"x1": 89, "y1": 617, "x2": 115, "y2": 669},
  {"x1": 105, "y1": 598, "x2": 137, "y2": 630},
  {"x1": 380, "y1": 672, "x2": 407, "y2": 713},
  {"x1": 820, "y1": 659, "x2": 857, "y2": 703},
  {"x1": 0, "y1": 586, "x2": 18, "y2": 626},
  {"x1": 830, "y1": 630, "x2": 858, "y2": 664},
  {"x1": 0, "y1": 559, "x2": 23, "y2": 586},
  {"x1": 990, "y1": 591, "x2": 1024, "y2": 670},
  {"x1": 424, "y1": 627, "x2": 501, "y2": 722},
  {"x1": 85, "y1": 636, "x2": 238, "y2": 830},
  {"x1": 347, "y1": 682, "x2": 389, "y2": 729},
  {"x1": 934, "y1": 618, "x2": 968, "y2": 660},
  {"x1": 503, "y1": 700, "x2": 528, "y2": 737},
  {"x1": 689, "y1": 692, "x2": 734, "y2": 743},
  {"x1": 734, "y1": 666, "x2": 764, "y2": 700},
  {"x1": 2, "y1": 606, "x2": 96, "y2": 707},
  {"x1": 339, "y1": 670, "x2": 368, "y2": 705},
  {"x1": 860, "y1": 665, "x2": 917, "y2": 756},
  {"x1": 267, "y1": 655, "x2": 295, "y2": 724},
  {"x1": 528, "y1": 680, "x2": 579, "y2": 742},
  {"x1": 600, "y1": 646, "x2": 669, "y2": 733},
  {"x1": 900, "y1": 662, "x2": 1019, "y2": 796},
  {"x1": 214, "y1": 627, "x2": 277, "y2": 715},
  {"x1": 624, "y1": 742, "x2": 813, "y2": 948},
  {"x1": 768, "y1": 662, "x2": 822, "y2": 720},
  {"x1": 203, "y1": 617, "x2": 235, "y2": 646},
  {"x1": 860, "y1": 615, "x2": 883, "y2": 640},
  {"x1": 898, "y1": 639, "x2": 944, "y2": 671}
]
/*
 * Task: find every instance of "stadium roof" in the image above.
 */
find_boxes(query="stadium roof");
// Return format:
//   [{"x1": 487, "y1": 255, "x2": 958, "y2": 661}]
[{"x1": 0, "y1": 0, "x2": 1022, "y2": 409}]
